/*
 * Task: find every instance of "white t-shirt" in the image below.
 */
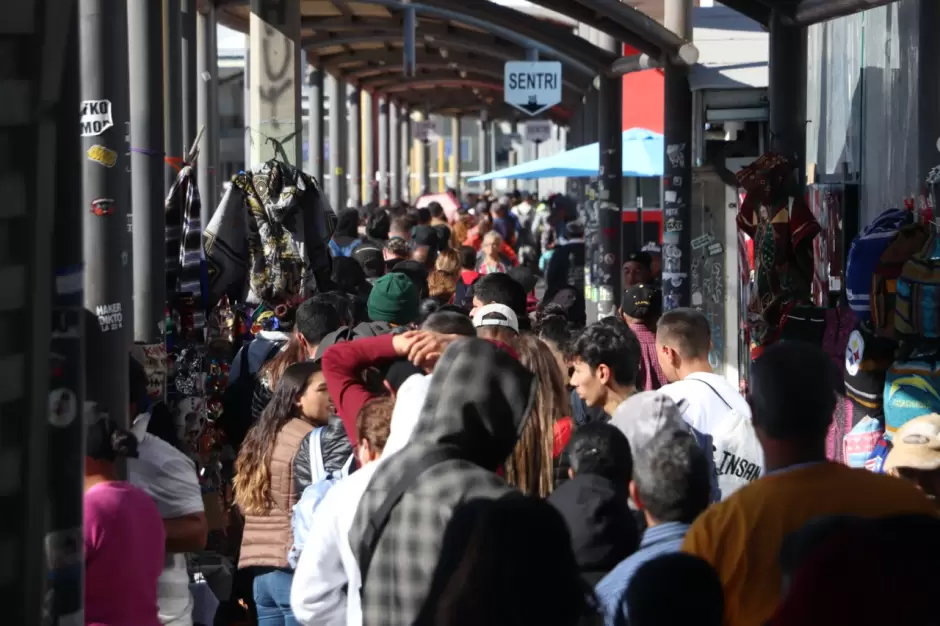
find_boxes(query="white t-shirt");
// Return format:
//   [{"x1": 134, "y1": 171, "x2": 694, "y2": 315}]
[
  {"x1": 659, "y1": 372, "x2": 752, "y2": 437},
  {"x1": 128, "y1": 415, "x2": 204, "y2": 626}
]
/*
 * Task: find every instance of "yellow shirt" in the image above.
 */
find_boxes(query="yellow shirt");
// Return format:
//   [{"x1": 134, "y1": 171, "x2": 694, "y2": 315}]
[{"x1": 682, "y1": 462, "x2": 936, "y2": 626}]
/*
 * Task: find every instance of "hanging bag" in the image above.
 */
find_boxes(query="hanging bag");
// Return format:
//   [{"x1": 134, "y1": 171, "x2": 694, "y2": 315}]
[
  {"x1": 870, "y1": 224, "x2": 929, "y2": 338},
  {"x1": 846, "y1": 208, "x2": 912, "y2": 320},
  {"x1": 895, "y1": 231, "x2": 940, "y2": 338}
]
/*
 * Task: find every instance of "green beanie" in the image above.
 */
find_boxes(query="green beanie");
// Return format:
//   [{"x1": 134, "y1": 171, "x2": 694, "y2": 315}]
[{"x1": 367, "y1": 272, "x2": 419, "y2": 325}]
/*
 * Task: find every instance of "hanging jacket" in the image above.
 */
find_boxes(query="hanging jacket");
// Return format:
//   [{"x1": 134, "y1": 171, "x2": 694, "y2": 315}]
[{"x1": 349, "y1": 339, "x2": 537, "y2": 626}]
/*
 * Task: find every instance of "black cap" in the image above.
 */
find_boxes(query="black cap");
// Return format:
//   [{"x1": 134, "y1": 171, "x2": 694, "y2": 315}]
[
  {"x1": 413, "y1": 225, "x2": 439, "y2": 249},
  {"x1": 625, "y1": 251, "x2": 653, "y2": 270},
  {"x1": 621, "y1": 283, "x2": 662, "y2": 320},
  {"x1": 508, "y1": 266, "x2": 538, "y2": 294},
  {"x1": 353, "y1": 245, "x2": 386, "y2": 279}
]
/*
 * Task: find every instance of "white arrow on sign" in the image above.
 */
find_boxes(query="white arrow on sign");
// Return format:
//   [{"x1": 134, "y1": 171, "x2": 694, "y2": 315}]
[
  {"x1": 504, "y1": 61, "x2": 562, "y2": 117},
  {"x1": 524, "y1": 120, "x2": 553, "y2": 143}
]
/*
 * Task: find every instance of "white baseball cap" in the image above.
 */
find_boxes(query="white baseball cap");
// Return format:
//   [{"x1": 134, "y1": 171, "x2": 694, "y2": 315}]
[{"x1": 472, "y1": 303, "x2": 519, "y2": 334}]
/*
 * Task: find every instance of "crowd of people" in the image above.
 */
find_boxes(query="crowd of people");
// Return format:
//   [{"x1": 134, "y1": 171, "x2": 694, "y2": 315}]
[{"x1": 81, "y1": 190, "x2": 940, "y2": 626}]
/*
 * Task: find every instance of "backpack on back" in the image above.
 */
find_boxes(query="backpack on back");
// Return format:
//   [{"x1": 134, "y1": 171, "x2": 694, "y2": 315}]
[
  {"x1": 870, "y1": 224, "x2": 929, "y2": 338},
  {"x1": 329, "y1": 237, "x2": 361, "y2": 258},
  {"x1": 883, "y1": 345, "x2": 940, "y2": 441},
  {"x1": 221, "y1": 340, "x2": 283, "y2": 450},
  {"x1": 288, "y1": 426, "x2": 355, "y2": 567},
  {"x1": 895, "y1": 231, "x2": 940, "y2": 338},
  {"x1": 846, "y1": 208, "x2": 912, "y2": 320}
]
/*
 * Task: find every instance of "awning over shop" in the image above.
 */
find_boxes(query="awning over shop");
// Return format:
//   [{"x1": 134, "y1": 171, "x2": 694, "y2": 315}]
[{"x1": 468, "y1": 128, "x2": 664, "y2": 182}]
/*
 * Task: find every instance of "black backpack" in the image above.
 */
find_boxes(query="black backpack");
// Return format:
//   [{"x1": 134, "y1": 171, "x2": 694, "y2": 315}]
[{"x1": 221, "y1": 340, "x2": 282, "y2": 449}]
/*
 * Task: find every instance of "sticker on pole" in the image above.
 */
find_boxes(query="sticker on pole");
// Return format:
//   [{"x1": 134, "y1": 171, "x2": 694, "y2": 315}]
[
  {"x1": 414, "y1": 120, "x2": 438, "y2": 142},
  {"x1": 48, "y1": 388, "x2": 78, "y2": 427},
  {"x1": 524, "y1": 120, "x2": 553, "y2": 143},
  {"x1": 504, "y1": 61, "x2": 562, "y2": 116},
  {"x1": 80, "y1": 99, "x2": 114, "y2": 137}
]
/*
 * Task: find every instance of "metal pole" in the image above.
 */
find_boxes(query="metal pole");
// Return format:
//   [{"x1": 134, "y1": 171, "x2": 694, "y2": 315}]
[
  {"x1": 81, "y1": 0, "x2": 131, "y2": 427},
  {"x1": 390, "y1": 102, "x2": 402, "y2": 203},
  {"x1": 378, "y1": 97, "x2": 390, "y2": 204},
  {"x1": 47, "y1": 9, "x2": 86, "y2": 623},
  {"x1": 197, "y1": 5, "x2": 218, "y2": 220},
  {"x1": 129, "y1": 0, "x2": 167, "y2": 344},
  {"x1": 207, "y1": 18, "x2": 220, "y2": 209},
  {"x1": 181, "y1": 0, "x2": 197, "y2": 155},
  {"x1": 328, "y1": 74, "x2": 347, "y2": 209},
  {"x1": 769, "y1": 9, "x2": 807, "y2": 175},
  {"x1": 362, "y1": 91, "x2": 376, "y2": 204},
  {"x1": 452, "y1": 115, "x2": 462, "y2": 196},
  {"x1": 421, "y1": 108, "x2": 432, "y2": 196},
  {"x1": 663, "y1": 0, "x2": 694, "y2": 310},
  {"x1": 307, "y1": 65, "x2": 325, "y2": 185},
  {"x1": 163, "y1": 0, "x2": 183, "y2": 191},
  {"x1": 479, "y1": 112, "x2": 490, "y2": 192},
  {"x1": 347, "y1": 84, "x2": 361, "y2": 207},
  {"x1": 243, "y1": 43, "x2": 251, "y2": 169},
  {"x1": 591, "y1": 74, "x2": 624, "y2": 320},
  {"x1": 403, "y1": 108, "x2": 412, "y2": 202},
  {"x1": 8, "y1": 3, "x2": 80, "y2": 622}
]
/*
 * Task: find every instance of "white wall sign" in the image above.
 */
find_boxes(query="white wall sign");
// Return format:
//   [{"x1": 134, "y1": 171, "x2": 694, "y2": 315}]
[
  {"x1": 524, "y1": 120, "x2": 553, "y2": 143},
  {"x1": 96, "y1": 302, "x2": 123, "y2": 332},
  {"x1": 414, "y1": 120, "x2": 438, "y2": 141},
  {"x1": 80, "y1": 99, "x2": 114, "y2": 137},
  {"x1": 504, "y1": 61, "x2": 563, "y2": 116}
]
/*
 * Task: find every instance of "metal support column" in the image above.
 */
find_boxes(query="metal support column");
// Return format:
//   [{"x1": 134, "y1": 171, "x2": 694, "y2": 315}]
[
  {"x1": 181, "y1": 0, "x2": 197, "y2": 155},
  {"x1": 243, "y1": 43, "x2": 251, "y2": 168},
  {"x1": 378, "y1": 98, "x2": 390, "y2": 204},
  {"x1": 347, "y1": 84, "x2": 361, "y2": 207},
  {"x1": 479, "y1": 112, "x2": 491, "y2": 192},
  {"x1": 585, "y1": 74, "x2": 624, "y2": 321},
  {"x1": 421, "y1": 109, "x2": 432, "y2": 195},
  {"x1": 390, "y1": 101, "x2": 401, "y2": 203},
  {"x1": 196, "y1": 4, "x2": 218, "y2": 225},
  {"x1": 81, "y1": 0, "x2": 131, "y2": 425},
  {"x1": 129, "y1": 0, "x2": 167, "y2": 343},
  {"x1": 402, "y1": 108, "x2": 412, "y2": 202},
  {"x1": 328, "y1": 74, "x2": 347, "y2": 209},
  {"x1": 307, "y1": 66, "x2": 324, "y2": 185},
  {"x1": 451, "y1": 116, "x2": 462, "y2": 195},
  {"x1": 362, "y1": 91, "x2": 376, "y2": 204},
  {"x1": 249, "y1": 0, "x2": 302, "y2": 166},
  {"x1": 163, "y1": 0, "x2": 182, "y2": 191},
  {"x1": 768, "y1": 9, "x2": 807, "y2": 174},
  {"x1": 662, "y1": 0, "x2": 694, "y2": 310}
]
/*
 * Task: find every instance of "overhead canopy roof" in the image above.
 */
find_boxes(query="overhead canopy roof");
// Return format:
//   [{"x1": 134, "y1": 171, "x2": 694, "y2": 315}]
[{"x1": 213, "y1": 0, "x2": 696, "y2": 123}]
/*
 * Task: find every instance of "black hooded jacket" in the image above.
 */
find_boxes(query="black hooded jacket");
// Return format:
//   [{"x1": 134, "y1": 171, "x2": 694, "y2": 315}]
[
  {"x1": 349, "y1": 338, "x2": 537, "y2": 626},
  {"x1": 548, "y1": 473, "x2": 640, "y2": 586}
]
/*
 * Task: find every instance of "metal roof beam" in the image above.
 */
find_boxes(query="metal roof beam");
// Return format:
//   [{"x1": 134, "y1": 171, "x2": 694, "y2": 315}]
[
  {"x1": 791, "y1": 0, "x2": 899, "y2": 25},
  {"x1": 521, "y1": 0, "x2": 697, "y2": 65}
]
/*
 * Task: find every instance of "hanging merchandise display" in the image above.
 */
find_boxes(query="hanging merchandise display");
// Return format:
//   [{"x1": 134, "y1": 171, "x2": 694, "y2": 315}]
[
  {"x1": 203, "y1": 159, "x2": 334, "y2": 312},
  {"x1": 735, "y1": 152, "x2": 821, "y2": 358}
]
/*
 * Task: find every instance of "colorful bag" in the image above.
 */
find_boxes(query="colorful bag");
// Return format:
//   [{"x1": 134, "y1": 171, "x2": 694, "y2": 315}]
[
  {"x1": 895, "y1": 231, "x2": 940, "y2": 338},
  {"x1": 870, "y1": 224, "x2": 929, "y2": 338},
  {"x1": 843, "y1": 416, "x2": 885, "y2": 468},
  {"x1": 883, "y1": 346, "x2": 940, "y2": 440},
  {"x1": 846, "y1": 208, "x2": 912, "y2": 320}
]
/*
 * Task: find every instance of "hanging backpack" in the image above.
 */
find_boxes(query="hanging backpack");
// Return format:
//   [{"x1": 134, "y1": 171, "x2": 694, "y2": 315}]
[
  {"x1": 870, "y1": 224, "x2": 930, "y2": 338},
  {"x1": 220, "y1": 340, "x2": 284, "y2": 450},
  {"x1": 288, "y1": 425, "x2": 355, "y2": 568},
  {"x1": 883, "y1": 345, "x2": 940, "y2": 441},
  {"x1": 845, "y1": 208, "x2": 912, "y2": 320},
  {"x1": 329, "y1": 237, "x2": 361, "y2": 258},
  {"x1": 895, "y1": 231, "x2": 940, "y2": 338}
]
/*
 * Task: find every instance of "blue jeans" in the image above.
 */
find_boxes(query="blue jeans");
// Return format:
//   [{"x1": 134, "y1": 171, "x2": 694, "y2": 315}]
[{"x1": 252, "y1": 568, "x2": 299, "y2": 626}]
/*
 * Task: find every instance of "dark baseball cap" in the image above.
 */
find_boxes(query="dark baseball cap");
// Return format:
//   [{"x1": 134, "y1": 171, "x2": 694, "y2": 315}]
[
  {"x1": 621, "y1": 283, "x2": 662, "y2": 320},
  {"x1": 353, "y1": 245, "x2": 385, "y2": 279},
  {"x1": 625, "y1": 251, "x2": 653, "y2": 270}
]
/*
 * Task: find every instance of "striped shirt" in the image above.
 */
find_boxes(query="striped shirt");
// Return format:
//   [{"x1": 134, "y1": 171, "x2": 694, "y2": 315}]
[
  {"x1": 627, "y1": 322, "x2": 667, "y2": 391},
  {"x1": 594, "y1": 522, "x2": 691, "y2": 626}
]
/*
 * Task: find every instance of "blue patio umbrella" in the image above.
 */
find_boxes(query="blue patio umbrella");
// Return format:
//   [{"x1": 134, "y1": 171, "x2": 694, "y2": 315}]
[{"x1": 468, "y1": 128, "x2": 663, "y2": 182}]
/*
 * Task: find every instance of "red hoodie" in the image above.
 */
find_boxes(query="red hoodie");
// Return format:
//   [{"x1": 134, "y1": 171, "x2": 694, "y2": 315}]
[{"x1": 321, "y1": 334, "x2": 399, "y2": 445}]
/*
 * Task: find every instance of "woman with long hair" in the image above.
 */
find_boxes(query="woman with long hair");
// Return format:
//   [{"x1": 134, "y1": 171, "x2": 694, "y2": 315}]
[
  {"x1": 505, "y1": 334, "x2": 571, "y2": 498},
  {"x1": 434, "y1": 248, "x2": 461, "y2": 275},
  {"x1": 84, "y1": 417, "x2": 165, "y2": 626},
  {"x1": 235, "y1": 361, "x2": 332, "y2": 625}
]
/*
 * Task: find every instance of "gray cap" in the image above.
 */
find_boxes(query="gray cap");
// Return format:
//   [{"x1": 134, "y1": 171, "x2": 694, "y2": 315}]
[{"x1": 610, "y1": 391, "x2": 691, "y2": 456}]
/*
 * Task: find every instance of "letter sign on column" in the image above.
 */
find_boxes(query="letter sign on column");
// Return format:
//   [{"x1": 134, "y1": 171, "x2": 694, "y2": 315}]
[
  {"x1": 504, "y1": 61, "x2": 562, "y2": 116},
  {"x1": 80, "y1": 100, "x2": 114, "y2": 137}
]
